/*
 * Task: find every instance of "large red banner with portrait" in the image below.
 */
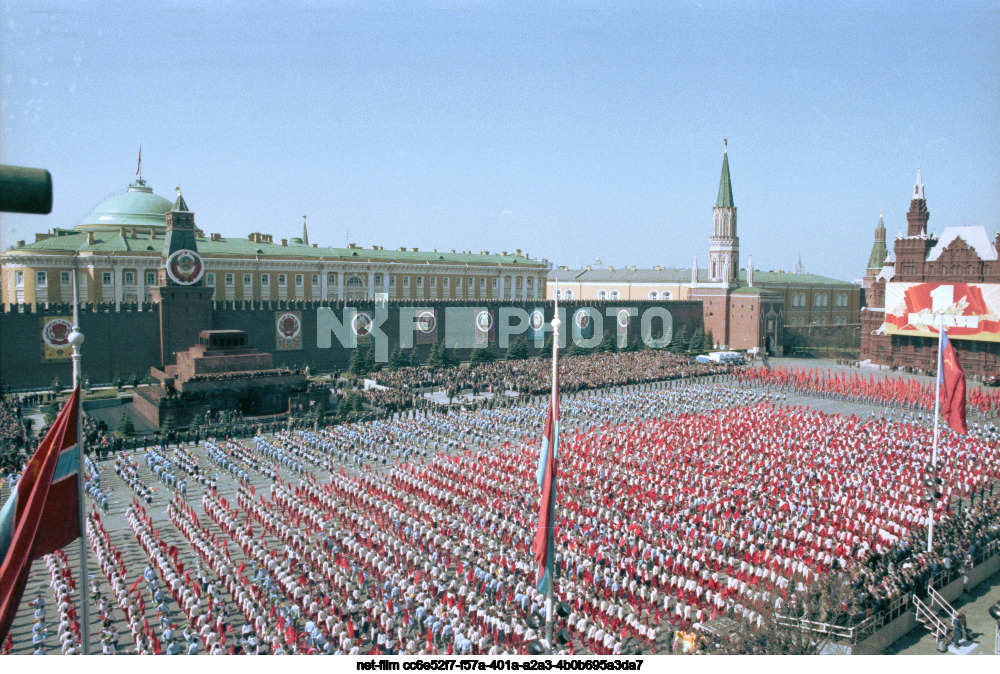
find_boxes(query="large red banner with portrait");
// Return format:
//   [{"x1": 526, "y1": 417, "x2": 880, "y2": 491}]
[{"x1": 884, "y1": 282, "x2": 1000, "y2": 342}]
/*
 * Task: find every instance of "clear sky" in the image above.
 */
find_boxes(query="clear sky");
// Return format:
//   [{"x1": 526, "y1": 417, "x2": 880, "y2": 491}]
[{"x1": 2, "y1": 0, "x2": 998, "y2": 281}]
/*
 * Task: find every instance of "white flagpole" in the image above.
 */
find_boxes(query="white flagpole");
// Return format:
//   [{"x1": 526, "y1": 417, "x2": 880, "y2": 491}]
[
  {"x1": 546, "y1": 280, "x2": 560, "y2": 651},
  {"x1": 69, "y1": 261, "x2": 90, "y2": 654},
  {"x1": 928, "y1": 324, "x2": 943, "y2": 554}
]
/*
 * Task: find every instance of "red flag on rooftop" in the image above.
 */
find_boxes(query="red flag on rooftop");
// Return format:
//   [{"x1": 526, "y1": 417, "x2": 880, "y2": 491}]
[{"x1": 0, "y1": 388, "x2": 82, "y2": 643}]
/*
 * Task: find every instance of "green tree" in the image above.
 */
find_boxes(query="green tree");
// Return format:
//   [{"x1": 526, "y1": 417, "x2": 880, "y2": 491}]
[
  {"x1": 189, "y1": 412, "x2": 204, "y2": 429},
  {"x1": 117, "y1": 411, "x2": 136, "y2": 437},
  {"x1": 470, "y1": 345, "x2": 495, "y2": 363},
  {"x1": 160, "y1": 410, "x2": 176, "y2": 432},
  {"x1": 426, "y1": 341, "x2": 443, "y2": 367},
  {"x1": 689, "y1": 326, "x2": 706, "y2": 353},
  {"x1": 438, "y1": 342, "x2": 457, "y2": 367},
  {"x1": 348, "y1": 348, "x2": 369, "y2": 378},
  {"x1": 506, "y1": 337, "x2": 530, "y2": 361},
  {"x1": 705, "y1": 328, "x2": 715, "y2": 351},
  {"x1": 673, "y1": 325, "x2": 689, "y2": 353},
  {"x1": 597, "y1": 330, "x2": 617, "y2": 353},
  {"x1": 388, "y1": 346, "x2": 409, "y2": 370}
]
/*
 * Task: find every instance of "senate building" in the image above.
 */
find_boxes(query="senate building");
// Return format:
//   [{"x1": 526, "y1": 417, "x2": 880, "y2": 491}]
[{"x1": 0, "y1": 179, "x2": 550, "y2": 308}]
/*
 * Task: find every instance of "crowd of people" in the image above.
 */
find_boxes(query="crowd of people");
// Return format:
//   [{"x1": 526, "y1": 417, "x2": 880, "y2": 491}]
[
  {"x1": 5, "y1": 363, "x2": 1000, "y2": 654},
  {"x1": 360, "y1": 351, "x2": 735, "y2": 413}
]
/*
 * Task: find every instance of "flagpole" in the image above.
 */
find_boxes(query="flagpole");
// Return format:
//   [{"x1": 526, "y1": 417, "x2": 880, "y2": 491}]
[
  {"x1": 69, "y1": 260, "x2": 90, "y2": 654},
  {"x1": 928, "y1": 323, "x2": 943, "y2": 554},
  {"x1": 546, "y1": 281, "x2": 560, "y2": 651}
]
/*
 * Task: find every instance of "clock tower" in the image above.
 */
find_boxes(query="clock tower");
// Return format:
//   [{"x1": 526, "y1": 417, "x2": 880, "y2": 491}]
[{"x1": 150, "y1": 188, "x2": 214, "y2": 366}]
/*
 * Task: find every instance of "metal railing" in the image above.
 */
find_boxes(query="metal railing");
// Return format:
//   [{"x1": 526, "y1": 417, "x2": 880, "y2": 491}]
[
  {"x1": 912, "y1": 594, "x2": 949, "y2": 643},
  {"x1": 926, "y1": 584, "x2": 957, "y2": 624}
]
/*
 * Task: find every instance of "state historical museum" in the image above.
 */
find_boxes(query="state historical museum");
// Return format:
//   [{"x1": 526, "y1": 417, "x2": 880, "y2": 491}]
[{"x1": 861, "y1": 169, "x2": 1000, "y2": 377}]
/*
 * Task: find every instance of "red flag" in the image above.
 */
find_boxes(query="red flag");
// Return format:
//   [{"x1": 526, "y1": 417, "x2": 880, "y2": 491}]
[
  {"x1": 136, "y1": 145, "x2": 142, "y2": 176},
  {"x1": 939, "y1": 331, "x2": 967, "y2": 434},
  {"x1": 0, "y1": 388, "x2": 82, "y2": 643}
]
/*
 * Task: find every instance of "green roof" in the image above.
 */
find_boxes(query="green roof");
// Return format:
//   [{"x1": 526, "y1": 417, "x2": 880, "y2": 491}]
[
  {"x1": 76, "y1": 181, "x2": 172, "y2": 229},
  {"x1": 549, "y1": 267, "x2": 857, "y2": 287},
  {"x1": 716, "y1": 151, "x2": 734, "y2": 209},
  {"x1": 867, "y1": 215, "x2": 889, "y2": 270},
  {"x1": 5, "y1": 231, "x2": 546, "y2": 267}
]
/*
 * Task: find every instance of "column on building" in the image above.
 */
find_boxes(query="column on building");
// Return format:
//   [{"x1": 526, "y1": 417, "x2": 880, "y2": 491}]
[
  {"x1": 336, "y1": 270, "x2": 344, "y2": 300},
  {"x1": 367, "y1": 270, "x2": 375, "y2": 300},
  {"x1": 114, "y1": 264, "x2": 124, "y2": 307},
  {"x1": 320, "y1": 266, "x2": 329, "y2": 301}
]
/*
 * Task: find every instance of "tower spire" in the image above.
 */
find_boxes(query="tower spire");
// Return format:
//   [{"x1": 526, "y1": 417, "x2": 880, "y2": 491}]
[
  {"x1": 302, "y1": 215, "x2": 309, "y2": 246},
  {"x1": 709, "y1": 145, "x2": 738, "y2": 285},
  {"x1": 907, "y1": 167, "x2": 929, "y2": 236}
]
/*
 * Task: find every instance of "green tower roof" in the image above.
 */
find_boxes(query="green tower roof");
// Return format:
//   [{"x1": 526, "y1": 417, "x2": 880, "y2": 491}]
[
  {"x1": 867, "y1": 214, "x2": 889, "y2": 270},
  {"x1": 716, "y1": 151, "x2": 734, "y2": 209}
]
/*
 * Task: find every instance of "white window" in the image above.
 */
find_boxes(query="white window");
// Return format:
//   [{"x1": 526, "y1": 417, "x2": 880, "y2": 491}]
[
  {"x1": 492, "y1": 278, "x2": 498, "y2": 289},
  {"x1": 815, "y1": 316, "x2": 827, "y2": 325},
  {"x1": 146, "y1": 271, "x2": 156, "y2": 286},
  {"x1": 36, "y1": 271, "x2": 47, "y2": 287},
  {"x1": 312, "y1": 274, "x2": 319, "y2": 287},
  {"x1": 834, "y1": 316, "x2": 847, "y2": 325},
  {"x1": 455, "y1": 277, "x2": 462, "y2": 289},
  {"x1": 103, "y1": 272, "x2": 113, "y2": 285},
  {"x1": 480, "y1": 278, "x2": 486, "y2": 289},
  {"x1": 389, "y1": 276, "x2": 395, "y2": 287},
  {"x1": 527, "y1": 277, "x2": 533, "y2": 287},
  {"x1": 555, "y1": 290, "x2": 561, "y2": 299},
  {"x1": 328, "y1": 273, "x2": 337, "y2": 286},
  {"x1": 648, "y1": 291, "x2": 658, "y2": 300},
  {"x1": 124, "y1": 271, "x2": 135, "y2": 285},
  {"x1": 244, "y1": 274, "x2": 252, "y2": 286},
  {"x1": 261, "y1": 273, "x2": 270, "y2": 286},
  {"x1": 610, "y1": 290, "x2": 619, "y2": 300},
  {"x1": 14, "y1": 271, "x2": 24, "y2": 286},
  {"x1": 278, "y1": 274, "x2": 287, "y2": 287},
  {"x1": 295, "y1": 274, "x2": 303, "y2": 288},
  {"x1": 416, "y1": 277, "x2": 423, "y2": 288},
  {"x1": 443, "y1": 277, "x2": 449, "y2": 288},
  {"x1": 814, "y1": 293, "x2": 828, "y2": 307},
  {"x1": 429, "y1": 277, "x2": 436, "y2": 289},
  {"x1": 61, "y1": 271, "x2": 71, "y2": 285},
  {"x1": 225, "y1": 273, "x2": 234, "y2": 287},
  {"x1": 375, "y1": 274, "x2": 383, "y2": 287},
  {"x1": 515, "y1": 277, "x2": 521, "y2": 289},
  {"x1": 403, "y1": 277, "x2": 410, "y2": 288},
  {"x1": 565, "y1": 290, "x2": 573, "y2": 300},
  {"x1": 662, "y1": 291, "x2": 672, "y2": 300},
  {"x1": 598, "y1": 290, "x2": 607, "y2": 300},
  {"x1": 835, "y1": 293, "x2": 848, "y2": 307}
]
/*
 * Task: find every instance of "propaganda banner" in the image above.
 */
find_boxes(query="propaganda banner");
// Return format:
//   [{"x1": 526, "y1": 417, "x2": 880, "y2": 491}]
[
  {"x1": 528, "y1": 308, "x2": 546, "y2": 344},
  {"x1": 275, "y1": 311, "x2": 303, "y2": 351},
  {"x1": 616, "y1": 308, "x2": 631, "y2": 340},
  {"x1": 573, "y1": 308, "x2": 594, "y2": 342},
  {"x1": 41, "y1": 316, "x2": 74, "y2": 361},
  {"x1": 352, "y1": 311, "x2": 374, "y2": 345},
  {"x1": 884, "y1": 282, "x2": 1000, "y2": 342},
  {"x1": 474, "y1": 308, "x2": 494, "y2": 346},
  {"x1": 415, "y1": 308, "x2": 437, "y2": 345}
]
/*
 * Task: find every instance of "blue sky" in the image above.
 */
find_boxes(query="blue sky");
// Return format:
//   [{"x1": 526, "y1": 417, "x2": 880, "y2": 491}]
[{"x1": 2, "y1": 0, "x2": 998, "y2": 281}]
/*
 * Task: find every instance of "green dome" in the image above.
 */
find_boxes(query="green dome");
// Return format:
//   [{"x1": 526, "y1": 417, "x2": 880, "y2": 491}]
[{"x1": 76, "y1": 181, "x2": 173, "y2": 230}]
